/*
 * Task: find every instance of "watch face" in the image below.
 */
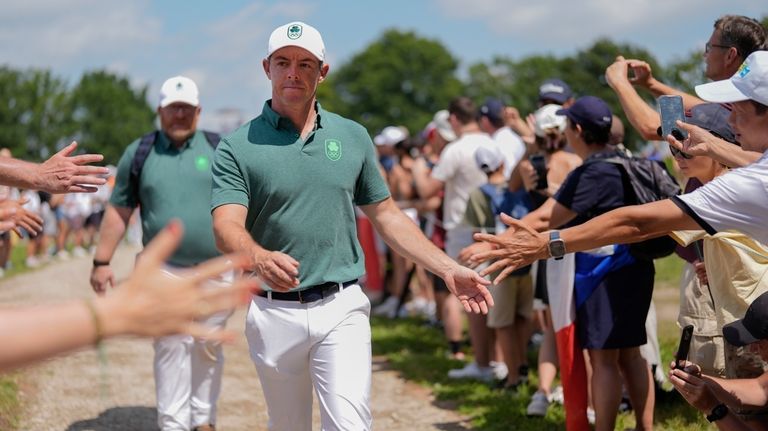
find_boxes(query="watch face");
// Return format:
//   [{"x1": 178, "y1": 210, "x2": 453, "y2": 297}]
[{"x1": 549, "y1": 240, "x2": 566, "y2": 257}]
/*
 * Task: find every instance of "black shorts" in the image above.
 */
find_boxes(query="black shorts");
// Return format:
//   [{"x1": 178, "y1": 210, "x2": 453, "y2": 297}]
[{"x1": 85, "y1": 210, "x2": 105, "y2": 228}]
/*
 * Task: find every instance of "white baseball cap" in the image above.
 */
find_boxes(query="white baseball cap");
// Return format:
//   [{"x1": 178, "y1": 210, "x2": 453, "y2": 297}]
[
  {"x1": 268, "y1": 21, "x2": 325, "y2": 62},
  {"x1": 474, "y1": 145, "x2": 505, "y2": 173},
  {"x1": 534, "y1": 104, "x2": 567, "y2": 137},
  {"x1": 433, "y1": 110, "x2": 457, "y2": 142},
  {"x1": 374, "y1": 126, "x2": 408, "y2": 147},
  {"x1": 695, "y1": 50, "x2": 768, "y2": 106},
  {"x1": 159, "y1": 76, "x2": 199, "y2": 108}
]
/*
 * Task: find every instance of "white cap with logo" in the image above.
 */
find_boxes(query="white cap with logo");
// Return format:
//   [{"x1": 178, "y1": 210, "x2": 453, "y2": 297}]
[
  {"x1": 159, "y1": 76, "x2": 199, "y2": 108},
  {"x1": 695, "y1": 51, "x2": 768, "y2": 106},
  {"x1": 268, "y1": 21, "x2": 325, "y2": 62}
]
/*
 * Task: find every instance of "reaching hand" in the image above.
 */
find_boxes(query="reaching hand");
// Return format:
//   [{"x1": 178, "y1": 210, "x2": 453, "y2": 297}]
[
  {"x1": 442, "y1": 265, "x2": 493, "y2": 314},
  {"x1": 457, "y1": 241, "x2": 494, "y2": 268},
  {"x1": 469, "y1": 213, "x2": 548, "y2": 285},
  {"x1": 0, "y1": 198, "x2": 43, "y2": 236},
  {"x1": 251, "y1": 249, "x2": 300, "y2": 291},
  {"x1": 693, "y1": 260, "x2": 708, "y2": 286},
  {"x1": 36, "y1": 141, "x2": 108, "y2": 193},
  {"x1": 110, "y1": 220, "x2": 260, "y2": 342}
]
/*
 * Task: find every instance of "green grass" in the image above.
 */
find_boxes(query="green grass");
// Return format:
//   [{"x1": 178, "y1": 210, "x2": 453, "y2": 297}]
[
  {"x1": 0, "y1": 374, "x2": 21, "y2": 430},
  {"x1": 371, "y1": 256, "x2": 713, "y2": 430}
]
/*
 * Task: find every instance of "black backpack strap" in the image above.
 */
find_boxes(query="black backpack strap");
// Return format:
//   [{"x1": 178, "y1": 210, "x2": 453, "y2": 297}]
[
  {"x1": 129, "y1": 131, "x2": 159, "y2": 207},
  {"x1": 202, "y1": 131, "x2": 221, "y2": 149}
]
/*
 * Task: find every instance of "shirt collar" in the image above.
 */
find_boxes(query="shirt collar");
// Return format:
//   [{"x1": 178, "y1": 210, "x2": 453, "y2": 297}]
[
  {"x1": 158, "y1": 131, "x2": 195, "y2": 150},
  {"x1": 262, "y1": 100, "x2": 325, "y2": 131}
]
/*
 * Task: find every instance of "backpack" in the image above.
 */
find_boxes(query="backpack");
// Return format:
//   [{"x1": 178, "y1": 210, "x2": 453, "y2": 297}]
[
  {"x1": 590, "y1": 152, "x2": 681, "y2": 260},
  {"x1": 129, "y1": 130, "x2": 220, "y2": 206}
]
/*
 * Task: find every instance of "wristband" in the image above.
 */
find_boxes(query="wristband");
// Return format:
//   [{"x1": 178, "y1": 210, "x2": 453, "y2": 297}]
[{"x1": 93, "y1": 259, "x2": 110, "y2": 267}]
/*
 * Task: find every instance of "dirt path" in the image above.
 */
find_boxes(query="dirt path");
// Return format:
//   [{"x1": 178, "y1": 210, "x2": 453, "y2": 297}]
[{"x1": 0, "y1": 245, "x2": 470, "y2": 430}]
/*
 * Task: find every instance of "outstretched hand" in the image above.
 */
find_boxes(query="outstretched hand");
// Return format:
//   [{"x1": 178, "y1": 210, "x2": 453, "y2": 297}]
[
  {"x1": 0, "y1": 198, "x2": 43, "y2": 236},
  {"x1": 469, "y1": 213, "x2": 548, "y2": 285},
  {"x1": 110, "y1": 220, "x2": 261, "y2": 342},
  {"x1": 442, "y1": 265, "x2": 493, "y2": 314},
  {"x1": 36, "y1": 141, "x2": 108, "y2": 193}
]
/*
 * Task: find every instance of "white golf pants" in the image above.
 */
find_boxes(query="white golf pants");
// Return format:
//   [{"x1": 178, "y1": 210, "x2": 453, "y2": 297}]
[{"x1": 246, "y1": 283, "x2": 372, "y2": 431}]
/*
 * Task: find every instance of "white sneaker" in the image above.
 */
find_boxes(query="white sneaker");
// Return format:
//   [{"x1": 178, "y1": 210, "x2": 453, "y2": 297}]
[
  {"x1": 372, "y1": 296, "x2": 399, "y2": 318},
  {"x1": 550, "y1": 385, "x2": 564, "y2": 405},
  {"x1": 25, "y1": 256, "x2": 40, "y2": 268},
  {"x1": 587, "y1": 407, "x2": 595, "y2": 425},
  {"x1": 72, "y1": 246, "x2": 87, "y2": 258},
  {"x1": 55, "y1": 250, "x2": 70, "y2": 260},
  {"x1": 447, "y1": 362, "x2": 495, "y2": 381},
  {"x1": 490, "y1": 361, "x2": 509, "y2": 381},
  {"x1": 526, "y1": 390, "x2": 551, "y2": 416}
]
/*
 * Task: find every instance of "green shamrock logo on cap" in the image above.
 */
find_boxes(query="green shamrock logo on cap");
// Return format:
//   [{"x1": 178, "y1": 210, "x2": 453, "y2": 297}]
[
  {"x1": 287, "y1": 24, "x2": 302, "y2": 40},
  {"x1": 325, "y1": 139, "x2": 341, "y2": 161}
]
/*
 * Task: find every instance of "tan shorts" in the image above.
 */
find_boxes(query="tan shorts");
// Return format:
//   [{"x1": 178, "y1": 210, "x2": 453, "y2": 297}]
[
  {"x1": 689, "y1": 334, "x2": 726, "y2": 378},
  {"x1": 487, "y1": 274, "x2": 533, "y2": 328}
]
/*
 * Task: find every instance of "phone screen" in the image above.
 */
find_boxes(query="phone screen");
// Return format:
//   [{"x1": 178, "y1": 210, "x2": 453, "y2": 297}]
[
  {"x1": 674, "y1": 324, "x2": 694, "y2": 369},
  {"x1": 658, "y1": 95, "x2": 687, "y2": 140}
]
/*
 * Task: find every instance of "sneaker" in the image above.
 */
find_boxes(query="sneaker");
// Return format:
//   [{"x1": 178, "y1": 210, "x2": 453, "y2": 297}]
[
  {"x1": 587, "y1": 407, "x2": 595, "y2": 425},
  {"x1": 490, "y1": 361, "x2": 509, "y2": 381},
  {"x1": 447, "y1": 362, "x2": 495, "y2": 381},
  {"x1": 518, "y1": 364, "x2": 530, "y2": 384},
  {"x1": 372, "y1": 296, "x2": 399, "y2": 318},
  {"x1": 72, "y1": 246, "x2": 87, "y2": 258},
  {"x1": 550, "y1": 385, "x2": 564, "y2": 405},
  {"x1": 25, "y1": 256, "x2": 40, "y2": 268},
  {"x1": 55, "y1": 250, "x2": 70, "y2": 260},
  {"x1": 526, "y1": 390, "x2": 551, "y2": 416}
]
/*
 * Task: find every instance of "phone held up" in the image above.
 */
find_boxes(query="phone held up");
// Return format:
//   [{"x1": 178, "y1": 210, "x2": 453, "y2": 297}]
[
  {"x1": 658, "y1": 95, "x2": 688, "y2": 141},
  {"x1": 674, "y1": 324, "x2": 694, "y2": 370},
  {"x1": 528, "y1": 154, "x2": 548, "y2": 191}
]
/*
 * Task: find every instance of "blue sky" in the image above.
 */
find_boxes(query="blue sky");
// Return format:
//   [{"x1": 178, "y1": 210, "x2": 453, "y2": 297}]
[{"x1": 1, "y1": 0, "x2": 765, "y2": 131}]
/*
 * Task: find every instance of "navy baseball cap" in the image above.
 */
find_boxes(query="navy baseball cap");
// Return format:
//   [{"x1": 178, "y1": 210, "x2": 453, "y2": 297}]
[
  {"x1": 723, "y1": 291, "x2": 768, "y2": 346},
  {"x1": 539, "y1": 79, "x2": 573, "y2": 104},
  {"x1": 686, "y1": 103, "x2": 736, "y2": 143},
  {"x1": 556, "y1": 96, "x2": 612, "y2": 130},
  {"x1": 479, "y1": 98, "x2": 505, "y2": 124}
]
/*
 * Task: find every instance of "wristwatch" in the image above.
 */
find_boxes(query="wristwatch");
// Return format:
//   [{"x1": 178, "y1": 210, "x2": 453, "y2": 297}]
[
  {"x1": 706, "y1": 403, "x2": 728, "y2": 422},
  {"x1": 548, "y1": 231, "x2": 566, "y2": 260},
  {"x1": 92, "y1": 259, "x2": 110, "y2": 267}
]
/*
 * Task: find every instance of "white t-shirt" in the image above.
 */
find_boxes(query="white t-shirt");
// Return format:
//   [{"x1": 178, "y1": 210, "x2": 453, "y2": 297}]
[
  {"x1": 431, "y1": 131, "x2": 496, "y2": 231},
  {"x1": 673, "y1": 151, "x2": 768, "y2": 244},
  {"x1": 492, "y1": 126, "x2": 526, "y2": 179}
]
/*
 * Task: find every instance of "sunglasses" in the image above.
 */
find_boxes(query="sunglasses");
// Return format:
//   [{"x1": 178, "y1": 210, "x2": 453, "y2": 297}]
[
  {"x1": 705, "y1": 42, "x2": 733, "y2": 53},
  {"x1": 669, "y1": 145, "x2": 693, "y2": 160}
]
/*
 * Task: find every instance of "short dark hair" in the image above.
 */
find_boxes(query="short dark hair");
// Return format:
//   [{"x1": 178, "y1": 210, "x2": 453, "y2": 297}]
[
  {"x1": 714, "y1": 15, "x2": 767, "y2": 59},
  {"x1": 567, "y1": 118, "x2": 610, "y2": 146},
  {"x1": 448, "y1": 97, "x2": 477, "y2": 125}
]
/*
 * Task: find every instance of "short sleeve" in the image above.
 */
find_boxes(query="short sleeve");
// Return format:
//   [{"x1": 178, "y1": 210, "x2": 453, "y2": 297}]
[
  {"x1": 109, "y1": 140, "x2": 140, "y2": 209},
  {"x1": 211, "y1": 138, "x2": 250, "y2": 211},
  {"x1": 353, "y1": 131, "x2": 390, "y2": 206}
]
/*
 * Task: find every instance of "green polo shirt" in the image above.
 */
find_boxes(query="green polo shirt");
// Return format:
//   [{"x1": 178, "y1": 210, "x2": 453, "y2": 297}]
[
  {"x1": 211, "y1": 101, "x2": 390, "y2": 290},
  {"x1": 111, "y1": 130, "x2": 220, "y2": 266}
]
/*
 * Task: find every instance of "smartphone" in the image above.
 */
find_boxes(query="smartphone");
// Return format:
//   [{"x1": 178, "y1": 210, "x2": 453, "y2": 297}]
[
  {"x1": 529, "y1": 154, "x2": 548, "y2": 190},
  {"x1": 658, "y1": 95, "x2": 687, "y2": 141},
  {"x1": 674, "y1": 324, "x2": 694, "y2": 369}
]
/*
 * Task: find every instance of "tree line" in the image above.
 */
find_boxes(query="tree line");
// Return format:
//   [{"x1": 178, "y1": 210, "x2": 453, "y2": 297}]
[{"x1": 2, "y1": 15, "x2": 765, "y2": 164}]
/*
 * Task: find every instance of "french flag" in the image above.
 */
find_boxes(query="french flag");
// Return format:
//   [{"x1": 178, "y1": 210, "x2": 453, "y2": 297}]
[{"x1": 546, "y1": 254, "x2": 590, "y2": 431}]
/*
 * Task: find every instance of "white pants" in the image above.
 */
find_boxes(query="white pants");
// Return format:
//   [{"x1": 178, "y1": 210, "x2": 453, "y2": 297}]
[
  {"x1": 246, "y1": 284, "x2": 372, "y2": 431},
  {"x1": 154, "y1": 269, "x2": 232, "y2": 431}
]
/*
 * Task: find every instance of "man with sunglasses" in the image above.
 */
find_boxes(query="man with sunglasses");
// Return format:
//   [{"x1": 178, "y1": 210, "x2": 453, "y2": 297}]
[{"x1": 605, "y1": 15, "x2": 765, "y2": 168}]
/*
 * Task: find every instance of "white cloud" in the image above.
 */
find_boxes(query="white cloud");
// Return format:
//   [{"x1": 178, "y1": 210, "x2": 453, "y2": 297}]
[
  {"x1": 0, "y1": 0, "x2": 160, "y2": 68},
  {"x1": 435, "y1": 0, "x2": 704, "y2": 46}
]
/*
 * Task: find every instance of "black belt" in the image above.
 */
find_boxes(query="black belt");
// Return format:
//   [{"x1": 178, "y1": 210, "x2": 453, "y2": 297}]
[{"x1": 259, "y1": 279, "x2": 358, "y2": 303}]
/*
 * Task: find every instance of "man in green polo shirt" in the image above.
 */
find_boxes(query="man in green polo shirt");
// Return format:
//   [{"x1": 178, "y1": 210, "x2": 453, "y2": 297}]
[
  {"x1": 211, "y1": 21, "x2": 493, "y2": 431},
  {"x1": 90, "y1": 76, "x2": 225, "y2": 431}
]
